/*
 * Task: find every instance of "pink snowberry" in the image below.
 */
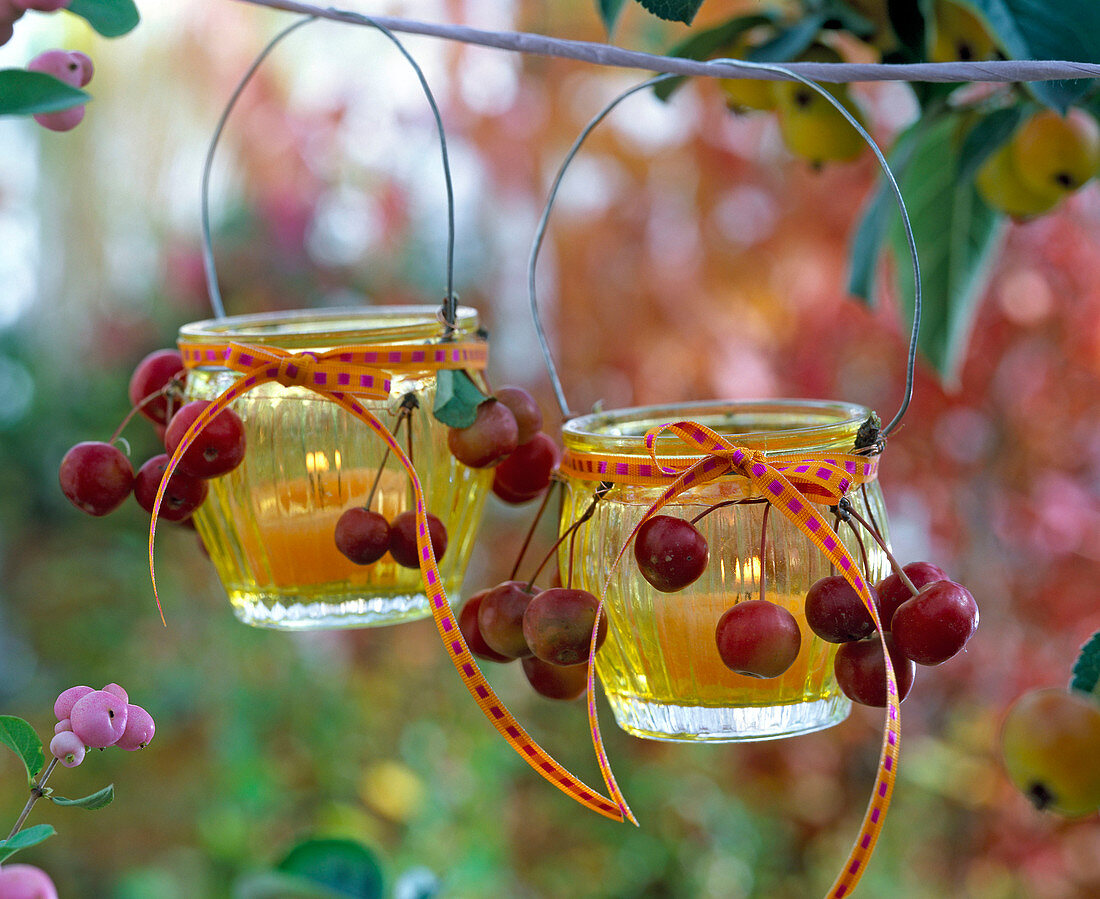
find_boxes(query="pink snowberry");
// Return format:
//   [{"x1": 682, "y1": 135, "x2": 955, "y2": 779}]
[
  {"x1": 102, "y1": 682, "x2": 129, "y2": 704},
  {"x1": 53, "y1": 684, "x2": 93, "y2": 720},
  {"x1": 53, "y1": 718, "x2": 71, "y2": 734},
  {"x1": 49, "y1": 730, "x2": 85, "y2": 768},
  {"x1": 0, "y1": 863, "x2": 59, "y2": 899},
  {"x1": 26, "y1": 49, "x2": 93, "y2": 132},
  {"x1": 115, "y1": 704, "x2": 155, "y2": 751},
  {"x1": 69, "y1": 689, "x2": 128, "y2": 748}
]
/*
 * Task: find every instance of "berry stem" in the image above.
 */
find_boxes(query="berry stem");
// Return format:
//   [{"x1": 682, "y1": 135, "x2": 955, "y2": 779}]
[
  {"x1": 838, "y1": 500, "x2": 918, "y2": 595},
  {"x1": 689, "y1": 497, "x2": 766, "y2": 526},
  {"x1": 758, "y1": 503, "x2": 771, "y2": 603},
  {"x1": 846, "y1": 517, "x2": 871, "y2": 585},
  {"x1": 109, "y1": 376, "x2": 184, "y2": 444},
  {"x1": 364, "y1": 399, "x2": 415, "y2": 510},
  {"x1": 6, "y1": 758, "x2": 58, "y2": 841},
  {"x1": 507, "y1": 480, "x2": 557, "y2": 582},
  {"x1": 524, "y1": 483, "x2": 607, "y2": 592}
]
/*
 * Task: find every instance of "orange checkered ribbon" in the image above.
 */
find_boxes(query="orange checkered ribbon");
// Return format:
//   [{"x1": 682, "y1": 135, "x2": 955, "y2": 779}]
[
  {"x1": 560, "y1": 420, "x2": 900, "y2": 898},
  {"x1": 152, "y1": 339, "x2": 630, "y2": 823}
]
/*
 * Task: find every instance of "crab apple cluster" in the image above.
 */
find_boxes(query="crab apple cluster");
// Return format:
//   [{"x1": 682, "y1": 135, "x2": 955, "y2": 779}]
[
  {"x1": 446, "y1": 387, "x2": 559, "y2": 505},
  {"x1": 457, "y1": 581, "x2": 605, "y2": 701},
  {"x1": 49, "y1": 683, "x2": 156, "y2": 766},
  {"x1": 805, "y1": 560, "x2": 978, "y2": 707},
  {"x1": 59, "y1": 349, "x2": 246, "y2": 529},
  {"x1": 334, "y1": 506, "x2": 448, "y2": 570}
]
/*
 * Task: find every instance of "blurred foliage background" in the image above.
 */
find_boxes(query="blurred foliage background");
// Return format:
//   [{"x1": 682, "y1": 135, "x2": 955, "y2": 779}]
[{"x1": 2, "y1": 1, "x2": 1100, "y2": 896}]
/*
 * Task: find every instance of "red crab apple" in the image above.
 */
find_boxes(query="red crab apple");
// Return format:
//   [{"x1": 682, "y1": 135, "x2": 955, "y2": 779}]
[
  {"x1": 447, "y1": 398, "x2": 518, "y2": 468},
  {"x1": 715, "y1": 600, "x2": 802, "y2": 679},
  {"x1": 890, "y1": 579, "x2": 978, "y2": 666},
  {"x1": 58, "y1": 442, "x2": 134, "y2": 516},
  {"x1": 833, "y1": 634, "x2": 915, "y2": 707},
  {"x1": 634, "y1": 515, "x2": 709, "y2": 593},
  {"x1": 164, "y1": 400, "x2": 247, "y2": 480}
]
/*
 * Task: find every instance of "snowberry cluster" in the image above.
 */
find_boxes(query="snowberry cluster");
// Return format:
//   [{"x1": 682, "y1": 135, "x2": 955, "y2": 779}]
[
  {"x1": 3, "y1": 1, "x2": 97, "y2": 133},
  {"x1": 58, "y1": 348, "x2": 246, "y2": 525},
  {"x1": 459, "y1": 580, "x2": 606, "y2": 701},
  {"x1": 50, "y1": 683, "x2": 155, "y2": 766}
]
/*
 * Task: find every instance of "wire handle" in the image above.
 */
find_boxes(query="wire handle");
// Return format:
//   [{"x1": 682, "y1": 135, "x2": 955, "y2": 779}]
[
  {"x1": 528, "y1": 61, "x2": 922, "y2": 438},
  {"x1": 201, "y1": 13, "x2": 460, "y2": 331}
]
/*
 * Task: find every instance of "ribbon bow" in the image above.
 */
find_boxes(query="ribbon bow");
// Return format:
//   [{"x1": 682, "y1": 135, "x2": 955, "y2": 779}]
[{"x1": 566, "y1": 420, "x2": 899, "y2": 898}]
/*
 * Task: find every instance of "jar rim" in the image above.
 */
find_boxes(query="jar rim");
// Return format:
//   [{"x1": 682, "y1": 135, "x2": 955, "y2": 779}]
[
  {"x1": 178, "y1": 305, "x2": 480, "y2": 347},
  {"x1": 562, "y1": 398, "x2": 875, "y2": 454}
]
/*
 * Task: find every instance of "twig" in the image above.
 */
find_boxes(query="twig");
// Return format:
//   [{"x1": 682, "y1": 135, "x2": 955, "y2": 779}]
[{"x1": 230, "y1": 0, "x2": 1100, "y2": 85}]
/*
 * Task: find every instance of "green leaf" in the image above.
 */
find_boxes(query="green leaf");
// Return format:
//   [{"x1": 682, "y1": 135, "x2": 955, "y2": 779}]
[
  {"x1": 820, "y1": 0, "x2": 876, "y2": 38},
  {"x1": 432, "y1": 369, "x2": 486, "y2": 429},
  {"x1": 276, "y1": 839, "x2": 384, "y2": 899},
  {"x1": 0, "y1": 715, "x2": 44, "y2": 782},
  {"x1": 956, "y1": 105, "x2": 1028, "y2": 183},
  {"x1": 596, "y1": 0, "x2": 629, "y2": 32},
  {"x1": 746, "y1": 14, "x2": 828, "y2": 63},
  {"x1": 1070, "y1": 630, "x2": 1100, "y2": 695},
  {"x1": 886, "y1": 0, "x2": 927, "y2": 60},
  {"x1": 847, "y1": 121, "x2": 923, "y2": 303},
  {"x1": 0, "y1": 825, "x2": 56, "y2": 863},
  {"x1": 0, "y1": 70, "x2": 89, "y2": 117},
  {"x1": 654, "y1": 13, "x2": 777, "y2": 102},
  {"x1": 886, "y1": 114, "x2": 1007, "y2": 385},
  {"x1": 66, "y1": 0, "x2": 141, "y2": 38},
  {"x1": 50, "y1": 784, "x2": 115, "y2": 810},
  {"x1": 636, "y1": 0, "x2": 706, "y2": 26},
  {"x1": 233, "y1": 871, "x2": 348, "y2": 899},
  {"x1": 967, "y1": 0, "x2": 1100, "y2": 112}
]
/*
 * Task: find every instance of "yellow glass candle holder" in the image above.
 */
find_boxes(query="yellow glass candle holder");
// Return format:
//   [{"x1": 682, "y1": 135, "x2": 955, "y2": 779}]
[
  {"x1": 559, "y1": 399, "x2": 890, "y2": 742},
  {"x1": 178, "y1": 306, "x2": 492, "y2": 630}
]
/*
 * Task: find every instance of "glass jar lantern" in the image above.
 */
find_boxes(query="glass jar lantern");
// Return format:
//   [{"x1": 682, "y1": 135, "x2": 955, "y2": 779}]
[
  {"x1": 178, "y1": 306, "x2": 492, "y2": 630},
  {"x1": 559, "y1": 399, "x2": 890, "y2": 742}
]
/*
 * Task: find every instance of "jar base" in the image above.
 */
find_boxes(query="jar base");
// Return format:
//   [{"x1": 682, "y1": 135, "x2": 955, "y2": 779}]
[
  {"x1": 227, "y1": 589, "x2": 433, "y2": 630},
  {"x1": 606, "y1": 692, "x2": 851, "y2": 743}
]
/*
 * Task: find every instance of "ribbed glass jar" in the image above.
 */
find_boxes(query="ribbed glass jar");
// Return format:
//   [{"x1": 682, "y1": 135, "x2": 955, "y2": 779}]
[
  {"x1": 178, "y1": 306, "x2": 492, "y2": 630},
  {"x1": 559, "y1": 399, "x2": 890, "y2": 742}
]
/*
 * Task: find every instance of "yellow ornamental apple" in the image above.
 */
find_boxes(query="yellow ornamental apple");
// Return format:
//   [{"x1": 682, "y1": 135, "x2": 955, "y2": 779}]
[
  {"x1": 719, "y1": 75, "x2": 777, "y2": 114},
  {"x1": 975, "y1": 143, "x2": 1063, "y2": 220},
  {"x1": 928, "y1": 0, "x2": 998, "y2": 62},
  {"x1": 775, "y1": 82, "x2": 866, "y2": 166},
  {"x1": 1001, "y1": 687, "x2": 1100, "y2": 817},
  {"x1": 772, "y1": 44, "x2": 866, "y2": 167},
  {"x1": 716, "y1": 35, "x2": 777, "y2": 113},
  {"x1": 1010, "y1": 109, "x2": 1100, "y2": 197}
]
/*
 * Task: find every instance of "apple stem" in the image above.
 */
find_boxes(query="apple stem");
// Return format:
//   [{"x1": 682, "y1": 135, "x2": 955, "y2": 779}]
[
  {"x1": 508, "y1": 480, "x2": 557, "y2": 582},
  {"x1": 7, "y1": 758, "x2": 58, "y2": 842},
  {"x1": 689, "y1": 497, "x2": 767, "y2": 526},
  {"x1": 109, "y1": 375, "x2": 184, "y2": 445},
  {"x1": 364, "y1": 398, "x2": 415, "y2": 511},
  {"x1": 525, "y1": 483, "x2": 607, "y2": 592},
  {"x1": 837, "y1": 500, "x2": 918, "y2": 594}
]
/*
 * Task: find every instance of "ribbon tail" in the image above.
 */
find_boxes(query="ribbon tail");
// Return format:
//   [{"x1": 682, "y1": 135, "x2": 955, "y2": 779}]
[
  {"x1": 744, "y1": 459, "x2": 900, "y2": 899},
  {"x1": 323, "y1": 390, "x2": 629, "y2": 823},
  {"x1": 148, "y1": 376, "x2": 265, "y2": 625}
]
